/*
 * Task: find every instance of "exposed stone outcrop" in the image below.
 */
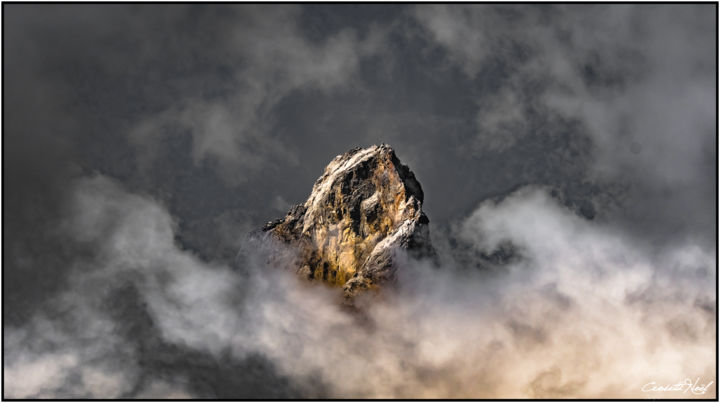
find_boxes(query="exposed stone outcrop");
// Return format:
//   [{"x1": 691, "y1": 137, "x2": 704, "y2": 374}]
[{"x1": 263, "y1": 144, "x2": 434, "y2": 298}]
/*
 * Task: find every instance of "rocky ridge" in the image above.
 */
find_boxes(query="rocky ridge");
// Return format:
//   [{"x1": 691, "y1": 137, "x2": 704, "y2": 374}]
[{"x1": 263, "y1": 144, "x2": 434, "y2": 298}]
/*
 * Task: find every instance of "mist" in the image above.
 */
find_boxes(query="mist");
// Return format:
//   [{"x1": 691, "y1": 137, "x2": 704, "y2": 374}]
[
  {"x1": 4, "y1": 177, "x2": 714, "y2": 398},
  {"x1": 3, "y1": 4, "x2": 715, "y2": 399}
]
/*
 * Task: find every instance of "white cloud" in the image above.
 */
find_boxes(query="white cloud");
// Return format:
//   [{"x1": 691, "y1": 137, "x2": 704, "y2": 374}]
[{"x1": 5, "y1": 176, "x2": 714, "y2": 398}]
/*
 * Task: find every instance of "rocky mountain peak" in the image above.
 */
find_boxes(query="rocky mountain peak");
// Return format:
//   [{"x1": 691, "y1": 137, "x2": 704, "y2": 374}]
[{"x1": 263, "y1": 144, "x2": 434, "y2": 298}]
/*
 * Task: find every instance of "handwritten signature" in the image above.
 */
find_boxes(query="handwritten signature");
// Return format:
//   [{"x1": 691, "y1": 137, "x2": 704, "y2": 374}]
[{"x1": 642, "y1": 378, "x2": 714, "y2": 395}]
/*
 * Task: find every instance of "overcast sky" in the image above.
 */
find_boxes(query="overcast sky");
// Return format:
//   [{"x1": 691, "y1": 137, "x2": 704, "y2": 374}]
[{"x1": 3, "y1": 4, "x2": 716, "y2": 398}]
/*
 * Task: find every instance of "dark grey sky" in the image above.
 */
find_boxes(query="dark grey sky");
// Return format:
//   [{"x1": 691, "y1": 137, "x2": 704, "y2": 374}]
[{"x1": 3, "y1": 4, "x2": 716, "y2": 399}]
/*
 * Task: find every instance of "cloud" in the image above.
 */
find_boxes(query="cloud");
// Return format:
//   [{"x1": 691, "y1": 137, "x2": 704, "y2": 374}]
[
  {"x1": 4, "y1": 175, "x2": 280, "y2": 398},
  {"x1": 474, "y1": 86, "x2": 528, "y2": 151},
  {"x1": 4, "y1": 292, "x2": 138, "y2": 398},
  {"x1": 2, "y1": 5, "x2": 396, "y2": 311},
  {"x1": 3, "y1": 5, "x2": 714, "y2": 399},
  {"x1": 5, "y1": 176, "x2": 713, "y2": 398},
  {"x1": 128, "y1": 5, "x2": 387, "y2": 185},
  {"x1": 412, "y1": 4, "x2": 716, "y2": 244}
]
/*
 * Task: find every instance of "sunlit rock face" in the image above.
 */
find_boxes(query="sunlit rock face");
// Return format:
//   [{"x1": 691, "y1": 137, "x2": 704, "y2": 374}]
[{"x1": 263, "y1": 144, "x2": 434, "y2": 298}]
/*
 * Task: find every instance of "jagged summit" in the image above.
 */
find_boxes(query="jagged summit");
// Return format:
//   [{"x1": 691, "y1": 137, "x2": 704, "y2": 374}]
[{"x1": 263, "y1": 144, "x2": 434, "y2": 298}]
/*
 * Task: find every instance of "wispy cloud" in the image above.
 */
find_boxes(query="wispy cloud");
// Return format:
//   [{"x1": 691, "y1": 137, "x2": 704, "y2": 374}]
[
  {"x1": 413, "y1": 4, "x2": 716, "y2": 242},
  {"x1": 5, "y1": 176, "x2": 713, "y2": 398},
  {"x1": 128, "y1": 5, "x2": 387, "y2": 185}
]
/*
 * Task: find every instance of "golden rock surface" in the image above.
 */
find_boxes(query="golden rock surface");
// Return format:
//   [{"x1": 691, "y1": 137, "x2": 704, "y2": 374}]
[{"x1": 264, "y1": 144, "x2": 433, "y2": 297}]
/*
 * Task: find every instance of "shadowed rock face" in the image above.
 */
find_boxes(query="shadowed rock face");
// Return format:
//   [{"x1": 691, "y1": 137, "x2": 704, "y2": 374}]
[{"x1": 263, "y1": 144, "x2": 434, "y2": 298}]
